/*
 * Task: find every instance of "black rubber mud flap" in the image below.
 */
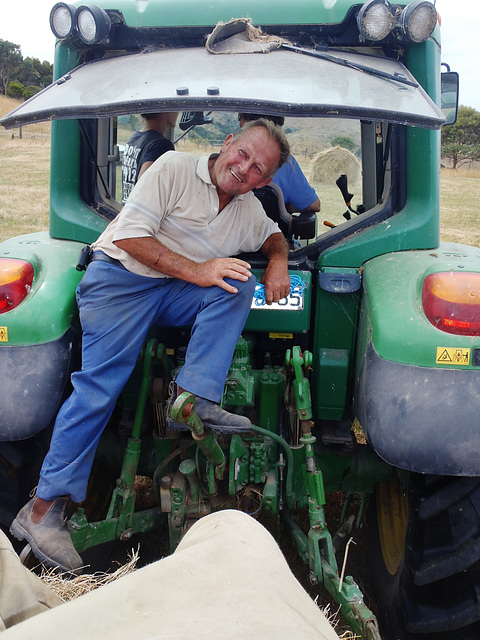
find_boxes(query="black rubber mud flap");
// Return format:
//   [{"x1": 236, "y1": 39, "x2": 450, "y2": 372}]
[
  {"x1": 0, "y1": 328, "x2": 79, "y2": 441},
  {"x1": 355, "y1": 342, "x2": 480, "y2": 476}
]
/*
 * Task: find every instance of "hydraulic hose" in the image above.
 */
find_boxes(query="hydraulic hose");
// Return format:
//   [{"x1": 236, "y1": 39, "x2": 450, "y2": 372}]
[{"x1": 251, "y1": 424, "x2": 295, "y2": 506}]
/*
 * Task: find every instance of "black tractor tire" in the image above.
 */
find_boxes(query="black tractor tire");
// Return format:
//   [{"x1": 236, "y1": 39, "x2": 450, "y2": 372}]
[{"x1": 368, "y1": 473, "x2": 480, "y2": 640}]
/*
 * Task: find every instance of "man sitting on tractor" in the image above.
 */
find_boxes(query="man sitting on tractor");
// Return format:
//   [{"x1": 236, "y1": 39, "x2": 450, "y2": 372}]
[{"x1": 10, "y1": 119, "x2": 291, "y2": 573}]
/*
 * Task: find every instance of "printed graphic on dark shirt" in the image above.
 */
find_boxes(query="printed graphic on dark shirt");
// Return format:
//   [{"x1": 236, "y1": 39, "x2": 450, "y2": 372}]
[{"x1": 122, "y1": 142, "x2": 142, "y2": 202}]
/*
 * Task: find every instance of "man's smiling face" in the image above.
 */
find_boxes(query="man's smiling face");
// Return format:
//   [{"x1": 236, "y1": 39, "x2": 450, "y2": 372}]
[{"x1": 210, "y1": 127, "x2": 281, "y2": 198}]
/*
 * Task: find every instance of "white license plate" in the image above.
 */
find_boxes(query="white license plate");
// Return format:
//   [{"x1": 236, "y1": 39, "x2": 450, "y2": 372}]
[{"x1": 251, "y1": 284, "x2": 304, "y2": 310}]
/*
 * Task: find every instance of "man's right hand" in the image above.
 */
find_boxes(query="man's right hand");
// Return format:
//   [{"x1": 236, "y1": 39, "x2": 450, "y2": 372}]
[{"x1": 193, "y1": 258, "x2": 252, "y2": 294}]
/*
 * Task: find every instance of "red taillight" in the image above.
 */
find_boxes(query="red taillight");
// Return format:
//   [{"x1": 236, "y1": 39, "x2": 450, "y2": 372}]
[
  {"x1": 422, "y1": 271, "x2": 480, "y2": 336},
  {"x1": 0, "y1": 258, "x2": 34, "y2": 314}
]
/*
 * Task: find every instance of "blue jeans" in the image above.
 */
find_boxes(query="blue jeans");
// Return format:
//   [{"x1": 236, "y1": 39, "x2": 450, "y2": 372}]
[{"x1": 37, "y1": 261, "x2": 256, "y2": 503}]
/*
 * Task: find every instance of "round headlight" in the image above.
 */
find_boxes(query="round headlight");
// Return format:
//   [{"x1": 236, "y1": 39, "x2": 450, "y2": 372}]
[
  {"x1": 50, "y1": 2, "x2": 77, "y2": 40},
  {"x1": 357, "y1": 0, "x2": 395, "y2": 42},
  {"x1": 400, "y1": 1, "x2": 438, "y2": 43},
  {"x1": 76, "y1": 5, "x2": 111, "y2": 45}
]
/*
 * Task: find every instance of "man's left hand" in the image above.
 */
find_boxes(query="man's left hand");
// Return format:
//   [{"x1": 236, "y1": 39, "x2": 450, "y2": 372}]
[
  {"x1": 261, "y1": 260, "x2": 291, "y2": 304},
  {"x1": 260, "y1": 232, "x2": 290, "y2": 304}
]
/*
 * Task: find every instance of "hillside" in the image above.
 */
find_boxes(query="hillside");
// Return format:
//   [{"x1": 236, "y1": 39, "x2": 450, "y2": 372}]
[{"x1": 178, "y1": 110, "x2": 361, "y2": 159}]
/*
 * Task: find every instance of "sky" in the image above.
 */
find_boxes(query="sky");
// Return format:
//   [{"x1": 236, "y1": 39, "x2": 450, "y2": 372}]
[{"x1": 1, "y1": 0, "x2": 479, "y2": 111}]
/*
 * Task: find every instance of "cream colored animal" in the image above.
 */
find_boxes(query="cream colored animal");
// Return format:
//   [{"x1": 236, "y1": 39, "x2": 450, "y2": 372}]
[{"x1": 2, "y1": 510, "x2": 339, "y2": 639}]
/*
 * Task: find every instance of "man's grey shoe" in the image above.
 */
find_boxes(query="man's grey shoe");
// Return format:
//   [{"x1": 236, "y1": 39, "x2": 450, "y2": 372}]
[
  {"x1": 195, "y1": 396, "x2": 252, "y2": 433},
  {"x1": 10, "y1": 496, "x2": 84, "y2": 573},
  {"x1": 166, "y1": 382, "x2": 252, "y2": 434}
]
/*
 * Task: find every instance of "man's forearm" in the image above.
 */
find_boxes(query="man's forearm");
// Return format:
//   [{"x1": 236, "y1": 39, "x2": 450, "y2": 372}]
[
  {"x1": 114, "y1": 236, "x2": 253, "y2": 293},
  {"x1": 260, "y1": 233, "x2": 290, "y2": 303},
  {"x1": 114, "y1": 236, "x2": 200, "y2": 281},
  {"x1": 260, "y1": 232, "x2": 289, "y2": 263}
]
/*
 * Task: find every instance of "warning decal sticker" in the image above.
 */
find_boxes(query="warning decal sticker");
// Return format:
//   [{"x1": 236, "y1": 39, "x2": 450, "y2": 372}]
[
  {"x1": 0, "y1": 327, "x2": 7, "y2": 343},
  {"x1": 436, "y1": 347, "x2": 470, "y2": 365}
]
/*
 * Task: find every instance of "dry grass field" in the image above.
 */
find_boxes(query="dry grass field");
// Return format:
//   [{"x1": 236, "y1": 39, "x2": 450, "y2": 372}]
[
  {"x1": 439, "y1": 167, "x2": 480, "y2": 247},
  {"x1": 0, "y1": 96, "x2": 51, "y2": 241}
]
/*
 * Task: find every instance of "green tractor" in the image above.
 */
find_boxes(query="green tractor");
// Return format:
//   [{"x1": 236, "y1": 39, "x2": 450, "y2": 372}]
[{"x1": 1, "y1": 1, "x2": 478, "y2": 638}]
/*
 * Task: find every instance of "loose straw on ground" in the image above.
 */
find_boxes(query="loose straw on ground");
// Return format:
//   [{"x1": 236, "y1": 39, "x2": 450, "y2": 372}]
[{"x1": 40, "y1": 547, "x2": 140, "y2": 603}]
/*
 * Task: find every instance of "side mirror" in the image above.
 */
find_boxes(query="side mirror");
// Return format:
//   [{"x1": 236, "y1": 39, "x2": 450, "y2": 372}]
[
  {"x1": 179, "y1": 112, "x2": 213, "y2": 131},
  {"x1": 441, "y1": 70, "x2": 459, "y2": 126}
]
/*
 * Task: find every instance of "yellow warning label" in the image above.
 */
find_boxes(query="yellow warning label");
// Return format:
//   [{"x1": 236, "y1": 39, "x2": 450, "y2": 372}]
[
  {"x1": 436, "y1": 347, "x2": 470, "y2": 365},
  {"x1": 0, "y1": 327, "x2": 7, "y2": 343},
  {"x1": 269, "y1": 332, "x2": 293, "y2": 340}
]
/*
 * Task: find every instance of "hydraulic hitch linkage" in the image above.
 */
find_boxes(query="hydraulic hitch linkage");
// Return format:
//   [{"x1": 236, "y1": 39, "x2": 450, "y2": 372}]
[{"x1": 65, "y1": 339, "x2": 379, "y2": 639}]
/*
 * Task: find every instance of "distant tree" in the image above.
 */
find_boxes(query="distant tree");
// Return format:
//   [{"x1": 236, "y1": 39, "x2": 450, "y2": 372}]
[
  {"x1": 14, "y1": 57, "x2": 53, "y2": 89},
  {"x1": 13, "y1": 57, "x2": 40, "y2": 87},
  {"x1": 6, "y1": 80, "x2": 25, "y2": 100},
  {"x1": 331, "y1": 136, "x2": 357, "y2": 153},
  {"x1": 0, "y1": 39, "x2": 22, "y2": 95},
  {"x1": 38, "y1": 60, "x2": 54, "y2": 87},
  {"x1": 23, "y1": 85, "x2": 42, "y2": 100},
  {"x1": 442, "y1": 106, "x2": 480, "y2": 169}
]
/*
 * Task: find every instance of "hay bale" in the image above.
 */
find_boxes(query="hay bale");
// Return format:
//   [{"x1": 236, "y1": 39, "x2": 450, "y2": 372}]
[{"x1": 310, "y1": 146, "x2": 361, "y2": 187}]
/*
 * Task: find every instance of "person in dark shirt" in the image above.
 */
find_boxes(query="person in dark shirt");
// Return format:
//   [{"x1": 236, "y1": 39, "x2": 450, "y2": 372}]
[{"x1": 121, "y1": 112, "x2": 178, "y2": 203}]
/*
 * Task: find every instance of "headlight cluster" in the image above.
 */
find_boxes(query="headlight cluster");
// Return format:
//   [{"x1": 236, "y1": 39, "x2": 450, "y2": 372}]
[
  {"x1": 357, "y1": 0, "x2": 438, "y2": 43},
  {"x1": 50, "y1": 2, "x2": 111, "y2": 45},
  {"x1": 50, "y1": 1, "x2": 437, "y2": 48}
]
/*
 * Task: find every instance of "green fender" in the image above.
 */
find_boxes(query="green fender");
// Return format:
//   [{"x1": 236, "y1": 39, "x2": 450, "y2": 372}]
[{"x1": 354, "y1": 242, "x2": 480, "y2": 475}]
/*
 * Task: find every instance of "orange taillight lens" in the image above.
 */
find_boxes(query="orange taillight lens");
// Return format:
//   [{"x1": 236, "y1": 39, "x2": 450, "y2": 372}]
[
  {"x1": 0, "y1": 258, "x2": 34, "y2": 314},
  {"x1": 422, "y1": 271, "x2": 480, "y2": 336}
]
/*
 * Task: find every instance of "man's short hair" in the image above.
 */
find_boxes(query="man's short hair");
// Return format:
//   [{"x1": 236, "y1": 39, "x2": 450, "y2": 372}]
[
  {"x1": 239, "y1": 113, "x2": 285, "y2": 127},
  {"x1": 232, "y1": 119, "x2": 290, "y2": 177}
]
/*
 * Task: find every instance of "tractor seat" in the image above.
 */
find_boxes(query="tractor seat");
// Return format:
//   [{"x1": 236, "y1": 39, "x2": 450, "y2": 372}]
[{"x1": 253, "y1": 183, "x2": 316, "y2": 243}]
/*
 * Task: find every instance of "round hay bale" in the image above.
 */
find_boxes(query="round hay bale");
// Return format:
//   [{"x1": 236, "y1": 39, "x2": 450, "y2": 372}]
[{"x1": 310, "y1": 146, "x2": 361, "y2": 187}]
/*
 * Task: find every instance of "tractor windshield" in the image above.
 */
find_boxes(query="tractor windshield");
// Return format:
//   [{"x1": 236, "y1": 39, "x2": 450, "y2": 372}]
[{"x1": 0, "y1": 46, "x2": 444, "y2": 130}]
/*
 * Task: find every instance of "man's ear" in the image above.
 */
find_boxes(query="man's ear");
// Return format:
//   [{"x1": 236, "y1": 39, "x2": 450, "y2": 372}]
[{"x1": 221, "y1": 133, "x2": 235, "y2": 152}]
